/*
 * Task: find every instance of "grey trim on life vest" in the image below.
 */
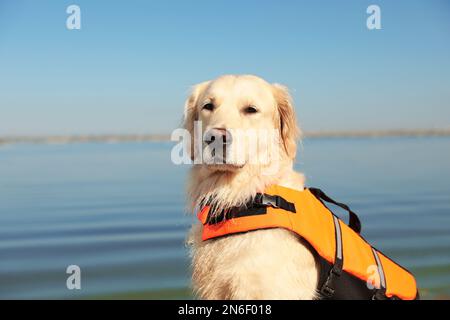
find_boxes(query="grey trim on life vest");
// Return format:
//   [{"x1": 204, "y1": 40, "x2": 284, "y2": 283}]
[
  {"x1": 320, "y1": 216, "x2": 344, "y2": 298},
  {"x1": 333, "y1": 216, "x2": 343, "y2": 260},
  {"x1": 372, "y1": 248, "x2": 386, "y2": 289}
]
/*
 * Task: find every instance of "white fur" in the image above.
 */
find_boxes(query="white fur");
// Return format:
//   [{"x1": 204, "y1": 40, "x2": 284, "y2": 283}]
[{"x1": 185, "y1": 75, "x2": 320, "y2": 300}]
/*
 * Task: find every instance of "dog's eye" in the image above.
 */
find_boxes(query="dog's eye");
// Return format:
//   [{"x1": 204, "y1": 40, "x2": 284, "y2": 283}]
[
  {"x1": 243, "y1": 106, "x2": 258, "y2": 114},
  {"x1": 202, "y1": 103, "x2": 215, "y2": 111}
]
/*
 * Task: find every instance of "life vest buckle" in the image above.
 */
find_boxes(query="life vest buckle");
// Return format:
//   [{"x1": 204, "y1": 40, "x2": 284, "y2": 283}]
[
  {"x1": 254, "y1": 193, "x2": 281, "y2": 208},
  {"x1": 320, "y1": 265, "x2": 342, "y2": 298},
  {"x1": 371, "y1": 289, "x2": 389, "y2": 300},
  {"x1": 320, "y1": 283, "x2": 335, "y2": 298}
]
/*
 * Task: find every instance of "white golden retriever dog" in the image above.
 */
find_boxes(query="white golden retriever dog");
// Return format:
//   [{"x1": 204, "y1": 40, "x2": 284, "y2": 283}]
[{"x1": 184, "y1": 75, "x2": 319, "y2": 299}]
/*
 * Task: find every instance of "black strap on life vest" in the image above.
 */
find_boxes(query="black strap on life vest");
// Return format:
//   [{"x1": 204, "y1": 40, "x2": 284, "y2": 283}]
[
  {"x1": 309, "y1": 188, "x2": 362, "y2": 234},
  {"x1": 205, "y1": 193, "x2": 296, "y2": 225}
]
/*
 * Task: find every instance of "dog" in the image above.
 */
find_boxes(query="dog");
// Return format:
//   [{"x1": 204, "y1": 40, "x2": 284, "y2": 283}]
[{"x1": 184, "y1": 75, "x2": 320, "y2": 299}]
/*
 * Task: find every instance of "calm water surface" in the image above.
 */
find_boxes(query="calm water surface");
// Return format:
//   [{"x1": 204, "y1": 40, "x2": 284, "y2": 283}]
[{"x1": 0, "y1": 137, "x2": 449, "y2": 299}]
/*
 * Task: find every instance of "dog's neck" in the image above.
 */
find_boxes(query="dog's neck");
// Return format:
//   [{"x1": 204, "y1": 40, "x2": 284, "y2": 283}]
[{"x1": 187, "y1": 160, "x2": 305, "y2": 214}]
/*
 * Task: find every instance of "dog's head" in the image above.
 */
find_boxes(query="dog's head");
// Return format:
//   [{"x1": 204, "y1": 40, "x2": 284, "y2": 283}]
[{"x1": 183, "y1": 75, "x2": 300, "y2": 173}]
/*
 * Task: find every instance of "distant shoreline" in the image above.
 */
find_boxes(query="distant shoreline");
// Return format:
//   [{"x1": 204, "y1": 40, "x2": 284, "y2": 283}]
[{"x1": 1, "y1": 129, "x2": 450, "y2": 145}]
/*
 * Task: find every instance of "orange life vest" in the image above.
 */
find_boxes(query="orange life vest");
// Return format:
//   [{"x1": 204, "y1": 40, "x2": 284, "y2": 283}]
[{"x1": 197, "y1": 185, "x2": 419, "y2": 300}]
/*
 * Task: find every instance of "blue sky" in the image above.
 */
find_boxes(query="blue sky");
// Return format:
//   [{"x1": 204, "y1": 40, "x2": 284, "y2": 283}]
[{"x1": 0, "y1": 0, "x2": 449, "y2": 135}]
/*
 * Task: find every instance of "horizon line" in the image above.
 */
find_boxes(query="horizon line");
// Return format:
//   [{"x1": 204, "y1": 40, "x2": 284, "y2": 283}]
[{"x1": 1, "y1": 128, "x2": 450, "y2": 146}]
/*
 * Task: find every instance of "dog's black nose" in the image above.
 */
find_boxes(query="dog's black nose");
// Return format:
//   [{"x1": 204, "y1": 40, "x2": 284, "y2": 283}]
[{"x1": 205, "y1": 128, "x2": 232, "y2": 145}]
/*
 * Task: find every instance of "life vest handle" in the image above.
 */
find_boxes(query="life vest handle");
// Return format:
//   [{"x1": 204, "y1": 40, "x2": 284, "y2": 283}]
[{"x1": 309, "y1": 188, "x2": 362, "y2": 234}]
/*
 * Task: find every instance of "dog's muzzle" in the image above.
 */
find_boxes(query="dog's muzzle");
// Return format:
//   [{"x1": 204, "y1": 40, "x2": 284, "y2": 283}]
[{"x1": 204, "y1": 128, "x2": 232, "y2": 163}]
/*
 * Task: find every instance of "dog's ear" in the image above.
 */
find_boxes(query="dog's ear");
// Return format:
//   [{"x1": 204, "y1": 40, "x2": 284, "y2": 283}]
[
  {"x1": 272, "y1": 83, "x2": 300, "y2": 159},
  {"x1": 184, "y1": 81, "x2": 210, "y2": 159}
]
